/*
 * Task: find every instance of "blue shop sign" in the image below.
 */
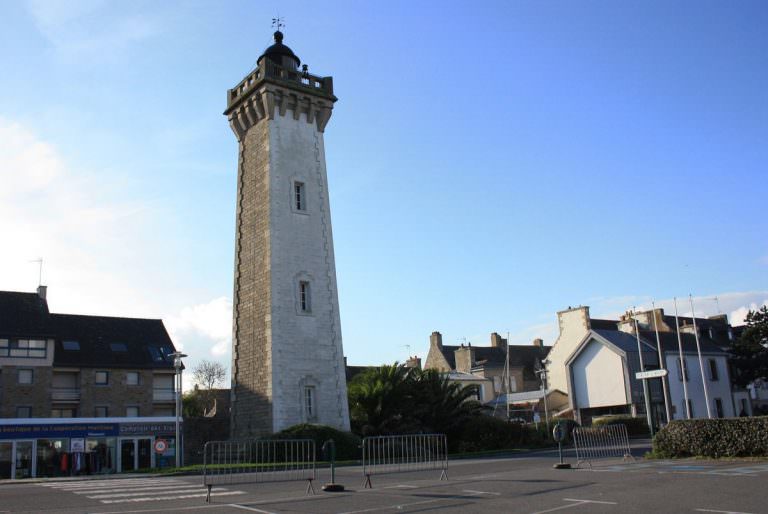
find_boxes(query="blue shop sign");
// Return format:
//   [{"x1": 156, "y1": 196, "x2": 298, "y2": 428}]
[{"x1": 0, "y1": 423, "x2": 119, "y2": 440}]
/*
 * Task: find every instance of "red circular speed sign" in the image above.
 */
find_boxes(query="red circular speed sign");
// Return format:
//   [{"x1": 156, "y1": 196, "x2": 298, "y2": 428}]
[{"x1": 154, "y1": 439, "x2": 168, "y2": 454}]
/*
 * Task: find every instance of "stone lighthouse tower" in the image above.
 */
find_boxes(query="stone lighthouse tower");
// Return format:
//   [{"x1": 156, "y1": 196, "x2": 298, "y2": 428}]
[{"x1": 225, "y1": 30, "x2": 350, "y2": 437}]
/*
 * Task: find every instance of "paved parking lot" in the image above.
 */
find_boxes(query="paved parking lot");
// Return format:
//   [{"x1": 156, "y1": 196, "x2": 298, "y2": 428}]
[{"x1": 2, "y1": 449, "x2": 767, "y2": 513}]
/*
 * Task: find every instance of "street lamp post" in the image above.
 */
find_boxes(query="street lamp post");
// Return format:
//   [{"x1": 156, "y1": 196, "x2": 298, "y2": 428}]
[
  {"x1": 536, "y1": 359, "x2": 551, "y2": 432},
  {"x1": 169, "y1": 351, "x2": 187, "y2": 468}
]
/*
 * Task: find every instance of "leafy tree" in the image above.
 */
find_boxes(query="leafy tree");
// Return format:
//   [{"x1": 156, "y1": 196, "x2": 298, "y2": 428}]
[
  {"x1": 182, "y1": 390, "x2": 204, "y2": 417},
  {"x1": 191, "y1": 360, "x2": 227, "y2": 414},
  {"x1": 729, "y1": 305, "x2": 768, "y2": 388}
]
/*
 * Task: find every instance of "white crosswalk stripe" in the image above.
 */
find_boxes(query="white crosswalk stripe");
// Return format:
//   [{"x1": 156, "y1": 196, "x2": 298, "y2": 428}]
[{"x1": 38, "y1": 477, "x2": 246, "y2": 504}]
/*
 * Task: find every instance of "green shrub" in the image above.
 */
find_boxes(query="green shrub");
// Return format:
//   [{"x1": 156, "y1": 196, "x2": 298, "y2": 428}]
[
  {"x1": 450, "y1": 416, "x2": 555, "y2": 453},
  {"x1": 592, "y1": 415, "x2": 649, "y2": 437},
  {"x1": 653, "y1": 417, "x2": 768, "y2": 458},
  {"x1": 270, "y1": 423, "x2": 361, "y2": 461}
]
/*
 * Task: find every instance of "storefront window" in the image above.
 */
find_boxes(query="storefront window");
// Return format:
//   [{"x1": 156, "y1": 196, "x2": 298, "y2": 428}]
[
  {"x1": 14, "y1": 442, "x2": 33, "y2": 478},
  {"x1": 0, "y1": 442, "x2": 11, "y2": 479},
  {"x1": 86, "y1": 438, "x2": 116, "y2": 474},
  {"x1": 36, "y1": 439, "x2": 69, "y2": 477}
]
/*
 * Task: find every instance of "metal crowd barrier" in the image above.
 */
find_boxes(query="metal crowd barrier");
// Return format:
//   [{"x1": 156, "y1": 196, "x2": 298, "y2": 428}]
[
  {"x1": 202, "y1": 439, "x2": 316, "y2": 502},
  {"x1": 572, "y1": 424, "x2": 634, "y2": 469},
  {"x1": 361, "y1": 433, "x2": 448, "y2": 488}
]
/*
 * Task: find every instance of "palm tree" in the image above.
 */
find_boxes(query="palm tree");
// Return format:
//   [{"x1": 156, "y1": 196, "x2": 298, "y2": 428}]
[
  {"x1": 409, "y1": 369, "x2": 484, "y2": 435},
  {"x1": 348, "y1": 363, "x2": 419, "y2": 435}
]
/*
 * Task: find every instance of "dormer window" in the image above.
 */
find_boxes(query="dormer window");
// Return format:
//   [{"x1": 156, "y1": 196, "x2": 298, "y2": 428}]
[{"x1": 62, "y1": 340, "x2": 80, "y2": 351}]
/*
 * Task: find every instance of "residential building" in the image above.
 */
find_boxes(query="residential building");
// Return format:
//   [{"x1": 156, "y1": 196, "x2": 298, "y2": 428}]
[
  {"x1": 425, "y1": 332, "x2": 549, "y2": 395},
  {"x1": 546, "y1": 305, "x2": 747, "y2": 426},
  {"x1": 0, "y1": 287, "x2": 180, "y2": 478}
]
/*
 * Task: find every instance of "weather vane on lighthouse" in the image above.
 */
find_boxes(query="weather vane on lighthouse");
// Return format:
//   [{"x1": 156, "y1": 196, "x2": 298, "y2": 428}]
[{"x1": 272, "y1": 15, "x2": 284, "y2": 32}]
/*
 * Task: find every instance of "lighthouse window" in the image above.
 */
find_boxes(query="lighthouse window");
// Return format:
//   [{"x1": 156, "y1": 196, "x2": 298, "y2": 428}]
[
  {"x1": 294, "y1": 181, "x2": 306, "y2": 211},
  {"x1": 304, "y1": 386, "x2": 315, "y2": 419},
  {"x1": 299, "y1": 281, "x2": 311, "y2": 312}
]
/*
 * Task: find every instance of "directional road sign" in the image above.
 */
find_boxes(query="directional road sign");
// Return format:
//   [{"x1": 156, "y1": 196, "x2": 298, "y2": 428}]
[{"x1": 635, "y1": 369, "x2": 668, "y2": 380}]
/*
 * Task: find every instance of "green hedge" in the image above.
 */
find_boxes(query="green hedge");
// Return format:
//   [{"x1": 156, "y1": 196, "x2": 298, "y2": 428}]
[
  {"x1": 592, "y1": 415, "x2": 649, "y2": 437},
  {"x1": 450, "y1": 416, "x2": 554, "y2": 453},
  {"x1": 653, "y1": 417, "x2": 768, "y2": 458},
  {"x1": 270, "y1": 423, "x2": 362, "y2": 461}
]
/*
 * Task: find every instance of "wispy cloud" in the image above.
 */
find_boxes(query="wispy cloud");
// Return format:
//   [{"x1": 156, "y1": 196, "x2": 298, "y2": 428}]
[
  {"x1": 0, "y1": 117, "x2": 150, "y2": 309},
  {"x1": 25, "y1": 0, "x2": 160, "y2": 57},
  {"x1": 0, "y1": 117, "x2": 229, "y2": 390}
]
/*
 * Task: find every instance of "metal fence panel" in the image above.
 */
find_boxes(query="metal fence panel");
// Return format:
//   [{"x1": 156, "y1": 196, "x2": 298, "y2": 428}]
[
  {"x1": 361, "y1": 434, "x2": 448, "y2": 488},
  {"x1": 202, "y1": 439, "x2": 316, "y2": 502},
  {"x1": 572, "y1": 424, "x2": 634, "y2": 468}
]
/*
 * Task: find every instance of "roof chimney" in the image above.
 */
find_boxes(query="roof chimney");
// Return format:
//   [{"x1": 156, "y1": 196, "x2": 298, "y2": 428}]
[
  {"x1": 430, "y1": 331, "x2": 443, "y2": 350},
  {"x1": 37, "y1": 285, "x2": 47, "y2": 300},
  {"x1": 532, "y1": 338, "x2": 543, "y2": 348},
  {"x1": 490, "y1": 332, "x2": 507, "y2": 349},
  {"x1": 405, "y1": 355, "x2": 422, "y2": 369}
]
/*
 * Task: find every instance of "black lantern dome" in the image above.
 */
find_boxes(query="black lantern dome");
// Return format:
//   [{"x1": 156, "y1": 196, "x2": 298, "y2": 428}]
[{"x1": 258, "y1": 31, "x2": 300, "y2": 70}]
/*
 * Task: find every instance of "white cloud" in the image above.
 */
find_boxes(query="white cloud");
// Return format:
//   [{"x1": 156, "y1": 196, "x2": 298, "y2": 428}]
[
  {"x1": 165, "y1": 297, "x2": 232, "y2": 357},
  {"x1": 0, "y1": 116, "x2": 230, "y2": 391},
  {"x1": 0, "y1": 117, "x2": 160, "y2": 316},
  {"x1": 512, "y1": 291, "x2": 768, "y2": 345}
]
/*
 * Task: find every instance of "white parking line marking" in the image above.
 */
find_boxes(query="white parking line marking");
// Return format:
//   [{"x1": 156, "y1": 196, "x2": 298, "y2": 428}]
[
  {"x1": 695, "y1": 509, "x2": 755, "y2": 514},
  {"x1": 383, "y1": 484, "x2": 418, "y2": 489},
  {"x1": 88, "y1": 487, "x2": 227, "y2": 499},
  {"x1": 464, "y1": 489, "x2": 501, "y2": 495},
  {"x1": 532, "y1": 498, "x2": 618, "y2": 514},
  {"x1": 74, "y1": 484, "x2": 202, "y2": 495},
  {"x1": 100, "y1": 490, "x2": 245, "y2": 504},
  {"x1": 91, "y1": 506, "x2": 220, "y2": 514},
  {"x1": 228, "y1": 505, "x2": 278, "y2": 514}
]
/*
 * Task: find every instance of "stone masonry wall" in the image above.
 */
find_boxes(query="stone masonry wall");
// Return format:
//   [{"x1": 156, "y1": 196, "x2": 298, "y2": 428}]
[
  {"x1": 1, "y1": 365, "x2": 52, "y2": 417},
  {"x1": 268, "y1": 112, "x2": 350, "y2": 432},
  {"x1": 230, "y1": 118, "x2": 274, "y2": 439}
]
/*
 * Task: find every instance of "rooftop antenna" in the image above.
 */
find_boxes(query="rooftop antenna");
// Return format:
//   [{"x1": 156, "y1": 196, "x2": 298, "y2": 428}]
[
  {"x1": 401, "y1": 344, "x2": 411, "y2": 357},
  {"x1": 271, "y1": 15, "x2": 285, "y2": 32},
  {"x1": 29, "y1": 258, "x2": 43, "y2": 286},
  {"x1": 714, "y1": 296, "x2": 722, "y2": 315}
]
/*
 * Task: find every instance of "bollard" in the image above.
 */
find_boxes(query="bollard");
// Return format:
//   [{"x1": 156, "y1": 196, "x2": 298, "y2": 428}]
[{"x1": 321, "y1": 439, "x2": 344, "y2": 492}]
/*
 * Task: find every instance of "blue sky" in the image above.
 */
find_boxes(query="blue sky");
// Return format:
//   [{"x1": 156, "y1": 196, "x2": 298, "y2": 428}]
[{"x1": 0, "y1": 0, "x2": 766, "y2": 386}]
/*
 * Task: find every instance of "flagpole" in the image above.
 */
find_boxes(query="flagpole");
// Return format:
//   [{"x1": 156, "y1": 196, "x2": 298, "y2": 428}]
[
  {"x1": 506, "y1": 333, "x2": 510, "y2": 422},
  {"x1": 652, "y1": 301, "x2": 672, "y2": 424},
  {"x1": 674, "y1": 297, "x2": 691, "y2": 419},
  {"x1": 633, "y1": 308, "x2": 654, "y2": 436},
  {"x1": 690, "y1": 294, "x2": 713, "y2": 419}
]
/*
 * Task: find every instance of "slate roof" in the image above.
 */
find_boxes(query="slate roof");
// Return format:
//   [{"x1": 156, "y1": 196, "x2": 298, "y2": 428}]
[
  {"x1": 0, "y1": 290, "x2": 176, "y2": 369},
  {"x1": 592, "y1": 329, "x2": 656, "y2": 354},
  {"x1": 637, "y1": 330, "x2": 727, "y2": 355},
  {"x1": 0, "y1": 291, "x2": 53, "y2": 337},
  {"x1": 52, "y1": 313, "x2": 176, "y2": 369},
  {"x1": 439, "y1": 344, "x2": 550, "y2": 380},
  {"x1": 590, "y1": 328, "x2": 727, "y2": 358},
  {"x1": 590, "y1": 318, "x2": 619, "y2": 330}
]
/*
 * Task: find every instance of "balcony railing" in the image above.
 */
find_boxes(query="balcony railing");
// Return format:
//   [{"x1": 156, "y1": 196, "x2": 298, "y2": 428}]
[
  {"x1": 228, "y1": 60, "x2": 334, "y2": 109},
  {"x1": 51, "y1": 388, "x2": 81, "y2": 402},
  {"x1": 153, "y1": 388, "x2": 176, "y2": 402}
]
